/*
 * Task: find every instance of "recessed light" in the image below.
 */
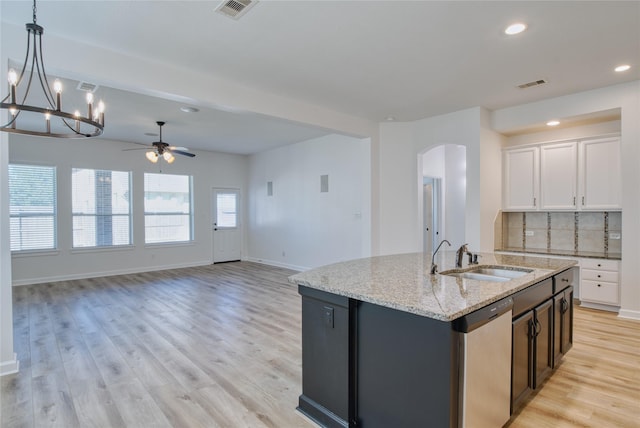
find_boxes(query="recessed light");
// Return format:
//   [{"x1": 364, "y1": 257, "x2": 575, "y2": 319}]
[
  {"x1": 180, "y1": 106, "x2": 199, "y2": 113},
  {"x1": 614, "y1": 64, "x2": 631, "y2": 72},
  {"x1": 385, "y1": 116, "x2": 396, "y2": 121},
  {"x1": 546, "y1": 120, "x2": 560, "y2": 127},
  {"x1": 505, "y1": 22, "x2": 527, "y2": 35}
]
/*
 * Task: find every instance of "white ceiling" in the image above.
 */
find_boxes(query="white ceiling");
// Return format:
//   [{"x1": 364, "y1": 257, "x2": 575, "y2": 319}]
[{"x1": 2, "y1": 1, "x2": 638, "y2": 154}]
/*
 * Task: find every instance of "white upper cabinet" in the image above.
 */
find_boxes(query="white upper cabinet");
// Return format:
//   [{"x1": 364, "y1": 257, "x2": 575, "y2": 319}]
[
  {"x1": 503, "y1": 147, "x2": 539, "y2": 211},
  {"x1": 578, "y1": 137, "x2": 621, "y2": 210},
  {"x1": 503, "y1": 136, "x2": 621, "y2": 211},
  {"x1": 540, "y1": 142, "x2": 578, "y2": 210}
]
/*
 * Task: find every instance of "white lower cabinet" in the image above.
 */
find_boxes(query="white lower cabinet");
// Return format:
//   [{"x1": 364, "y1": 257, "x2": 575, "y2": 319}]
[{"x1": 579, "y1": 258, "x2": 620, "y2": 308}]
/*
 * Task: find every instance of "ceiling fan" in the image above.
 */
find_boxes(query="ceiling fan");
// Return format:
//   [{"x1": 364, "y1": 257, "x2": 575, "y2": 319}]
[{"x1": 126, "y1": 121, "x2": 196, "y2": 164}]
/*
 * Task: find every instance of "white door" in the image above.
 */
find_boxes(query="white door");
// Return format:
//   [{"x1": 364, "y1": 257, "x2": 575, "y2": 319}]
[
  {"x1": 579, "y1": 137, "x2": 621, "y2": 210},
  {"x1": 212, "y1": 188, "x2": 241, "y2": 263},
  {"x1": 503, "y1": 147, "x2": 539, "y2": 210},
  {"x1": 540, "y1": 142, "x2": 577, "y2": 210}
]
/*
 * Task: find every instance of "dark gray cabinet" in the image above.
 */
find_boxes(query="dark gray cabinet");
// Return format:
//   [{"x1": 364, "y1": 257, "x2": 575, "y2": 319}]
[
  {"x1": 511, "y1": 298, "x2": 553, "y2": 411},
  {"x1": 511, "y1": 310, "x2": 534, "y2": 409},
  {"x1": 553, "y1": 286, "x2": 574, "y2": 367},
  {"x1": 511, "y1": 269, "x2": 574, "y2": 413},
  {"x1": 533, "y1": 299, "x2": 554, "y2": 388},
  {"x1": 298, "y1": 286, "x2": 354, "y2": 428}
]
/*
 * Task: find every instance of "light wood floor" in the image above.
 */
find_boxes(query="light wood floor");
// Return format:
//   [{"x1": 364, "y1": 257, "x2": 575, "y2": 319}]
[{"x1": 1, "y1": 262, "x2": 638, "y2": 427}]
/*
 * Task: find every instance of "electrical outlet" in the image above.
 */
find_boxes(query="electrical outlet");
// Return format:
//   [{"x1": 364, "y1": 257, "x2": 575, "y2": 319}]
[
  {"x1": 323, "y1": 306, "x2": 334, "y2": 328},
  {"x1": 525, "y1": 230, "x2": 534, "y2": 236},
  {"x1": 609, "y1": 232, "x2": 621, "y2": 240}
]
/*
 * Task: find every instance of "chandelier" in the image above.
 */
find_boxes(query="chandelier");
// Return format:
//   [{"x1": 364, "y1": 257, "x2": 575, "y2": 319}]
[{"x1": 1, "y1": 0, "x2": 105, "y2": 138}]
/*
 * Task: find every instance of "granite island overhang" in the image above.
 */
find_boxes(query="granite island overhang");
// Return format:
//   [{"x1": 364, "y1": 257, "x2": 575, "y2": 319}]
[
  {"x1": 289, "y1": 252, "x2": 577, "y2": 428},
  {"x1": 289, "y1": 252, "x2": 577, "y2": 322}
]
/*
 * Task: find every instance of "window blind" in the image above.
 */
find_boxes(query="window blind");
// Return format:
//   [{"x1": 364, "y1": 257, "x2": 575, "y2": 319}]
[
  {"x1": 72, "y1": 168, "x2": 132, "y2": 248},
  {"x1": 144, "y1": 173, "x2": 193, "y2": 244},
  {"x1": 9, "y1": 164, "x2": 57, "y2": 251}
]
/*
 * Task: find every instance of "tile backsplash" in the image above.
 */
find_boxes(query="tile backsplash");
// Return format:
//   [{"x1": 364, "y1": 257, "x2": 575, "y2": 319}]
[{"x1": 501, "y1": 211, "x2": 622, "y2": 254}]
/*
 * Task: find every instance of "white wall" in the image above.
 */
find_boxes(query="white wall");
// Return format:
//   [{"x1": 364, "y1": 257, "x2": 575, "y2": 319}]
[
  {"x1": 504, "y1": 120, "x2": 621, "y2": 148},
  {"x1": 492, "y1": 81, "x2": 640, "y2": 319},
  {"x1": 9, "y1": 134, "x2": 248, "y2": 285},
  {"x1": 479, "y1": 109, "x2": 505, "y2": 251},
  {"x1": 378, "y1": 107, "x2": 500, "y2": 255},
  {"x1": 247, "y1": 134, "x2": 371, "y2": 270},
  {"x1": 1, "y1": 127, "x2": 18, "y2": 375},
  {"x1": 0, "y1": 3, "x2": 19, "y2": 375},
  {"x1": 444, "y1": 145, "x2": 467, "y2": 248}
]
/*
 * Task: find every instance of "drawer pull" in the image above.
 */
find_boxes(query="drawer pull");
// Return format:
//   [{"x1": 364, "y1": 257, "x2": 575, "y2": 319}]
[
  {"x1": 597, "y1": 264, "x2": 602, "y2": 267},
  {"x1": 597, "y1": 274, "x2": 601, "y2": 278},
  {"x1": 597, "y1": 284, "x2": 602, "y2": 287},
  {"x1": 561, "y1": 278, "x2": 569, "y2": 282}
]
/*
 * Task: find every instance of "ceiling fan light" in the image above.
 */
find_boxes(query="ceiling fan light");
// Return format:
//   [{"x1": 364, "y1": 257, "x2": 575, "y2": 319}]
[
  {"x1": 146, "y1": 151, "x2": 159, "y2": 163},
  {"x1": 164, "y1": 151, "x2": 175, "y2": 163}
]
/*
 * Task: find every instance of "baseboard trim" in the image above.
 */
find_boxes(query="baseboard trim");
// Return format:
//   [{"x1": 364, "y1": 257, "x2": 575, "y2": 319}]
[
  {"x1": 578, "y1": 301, "x2": 620, "y2": 313},
  {"x1": 245, "y1": 257, "x2": 309, "y2": 272},
  {"x1": 0, "y1": 353, "x2": 19, "y2": 376},
  {"x1": 11, "y1": 260, "x2": 213, "y2": 286},
  {"x1": 618, "y1": 308, "x2": 640, "y2": 321}
]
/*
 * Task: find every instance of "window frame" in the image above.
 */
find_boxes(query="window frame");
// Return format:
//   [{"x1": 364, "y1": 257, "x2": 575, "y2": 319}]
[
  {"x1": 8, "y1": 163, "x2": 58, "y2": 253},
  {"x1": 143, "y1": 173, "x2": 194, "y2": 245},
  {"x1": 71, "y1": 168, "x2": 133, "y2": 249}
]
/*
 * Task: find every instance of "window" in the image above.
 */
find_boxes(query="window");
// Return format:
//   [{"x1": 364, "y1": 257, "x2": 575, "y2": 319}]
[
  {"x1": 72, "y1": 168, "x2": 132, "y2": 248},
  {"x1": 216, "y1": 191, "x2": 238, "y2": 228},
  {"x1": 144, "y1": 173, "x2": 193, "y2": 244},
  {"x1": 9, "y1": 164, "x2": 57, "y2": 252}
]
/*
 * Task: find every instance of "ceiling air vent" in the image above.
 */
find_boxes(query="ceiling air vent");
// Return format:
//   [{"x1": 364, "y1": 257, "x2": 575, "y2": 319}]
[
  {"x1": 517, "y1": 79, "x2": 547, "y2": 89},
  {"x1": 77, "y1": 81, "x2": 99, "y2": 93},
  {"x1": 215, "y1": 0, "x2": 258, "y2": 20}
]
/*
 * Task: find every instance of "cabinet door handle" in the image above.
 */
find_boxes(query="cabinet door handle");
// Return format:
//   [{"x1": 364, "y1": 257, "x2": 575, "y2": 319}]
[
  {"x1": 528, "y1": 319, "x2": 536, "y2": 339},
  {"x1": 573, "y1": 196, "x2": 576, "y2": 205},
  {"x1": 561, "y1": 298, "x2": 569, "y2": 314},
  {"x1": 533, "y1": 197, "x2": 536, "y2": 207},
  {"x1": 534, "y1": 319, "x2": 542, "y2": 337},
  {"x1": 582, "y1": 196, "x2": 585, "y2": 206}
]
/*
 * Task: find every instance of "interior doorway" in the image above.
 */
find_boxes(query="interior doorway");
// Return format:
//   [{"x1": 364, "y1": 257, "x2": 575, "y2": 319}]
[
  {"x1": 423, "y1": 177, "x2": 441, "y2": 254},
  {"x1": 212, "y1": 188, "x2": 241, "y2": 263},
  {"x1": 421, "y1": 144, "x2": 466, "y2": 252}
]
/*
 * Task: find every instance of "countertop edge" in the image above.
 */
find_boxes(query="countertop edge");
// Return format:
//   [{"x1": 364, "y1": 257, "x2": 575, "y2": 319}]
[{"x1": 290, "y1": 253, "x2": 577, "y2": 322}]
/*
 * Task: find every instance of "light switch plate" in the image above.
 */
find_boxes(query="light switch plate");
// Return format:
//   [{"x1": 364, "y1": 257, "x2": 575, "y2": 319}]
[
  {"x1": 323, "y1": 306, "x2": 334, "y2": 328},
  {"x1": 609, "y1": 232, "x2": 621, "y2": 240}
]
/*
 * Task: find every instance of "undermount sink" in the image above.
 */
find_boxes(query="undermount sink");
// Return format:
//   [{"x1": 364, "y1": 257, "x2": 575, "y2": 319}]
[{"x1": 439, "y1": 266, "x2": 533, "y2": 282}]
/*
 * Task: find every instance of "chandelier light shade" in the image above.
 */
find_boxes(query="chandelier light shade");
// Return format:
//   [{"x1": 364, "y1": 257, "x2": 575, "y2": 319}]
[{"x1": 0, "y1": 0, "x2": 105, "y2": 138}]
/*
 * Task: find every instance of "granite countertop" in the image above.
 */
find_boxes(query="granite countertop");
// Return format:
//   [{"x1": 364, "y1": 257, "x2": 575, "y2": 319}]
[
  {"x1": 496, "y1": 247, "x2": 621, "y2": 260},
  {"x1": 288, "y1": 252, "x2": 577, "y2": 322}
]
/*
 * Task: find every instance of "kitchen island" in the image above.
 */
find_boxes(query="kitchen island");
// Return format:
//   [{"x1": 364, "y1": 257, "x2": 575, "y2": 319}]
[{"x1": 289, "y1": 252, "x2": 577, "y2": 428}]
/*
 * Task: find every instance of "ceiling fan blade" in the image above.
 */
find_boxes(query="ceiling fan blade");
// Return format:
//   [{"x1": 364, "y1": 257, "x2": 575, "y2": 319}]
[
  {"x1": 170, "y1": 149, "x2": 196, "y2": 158},
  {"x1": 123, "y1": 147, "x2": 153, "y2": 151},
  {"x1": 168, "y1": 146, "x2": 188, "y2": 151}
]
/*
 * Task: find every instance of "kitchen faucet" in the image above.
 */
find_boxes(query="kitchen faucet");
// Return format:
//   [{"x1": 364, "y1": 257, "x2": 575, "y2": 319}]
[
  {"x1": 430, "y1": 239, "x2": 451, "y2": 274},
  {"x1": 456, "y1": 243, "x2": 469, "y2": 268}
]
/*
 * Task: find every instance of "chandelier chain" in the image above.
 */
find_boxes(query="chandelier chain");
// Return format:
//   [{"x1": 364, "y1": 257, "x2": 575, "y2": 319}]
[{"x1": 32, "y1": 0, "x2": 37, "y2": 25}]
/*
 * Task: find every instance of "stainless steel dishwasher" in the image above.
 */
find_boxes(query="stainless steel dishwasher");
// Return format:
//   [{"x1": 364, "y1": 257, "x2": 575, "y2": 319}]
[{"x1": 455, "y1": 296, "x2": 513, "y2": 428}]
